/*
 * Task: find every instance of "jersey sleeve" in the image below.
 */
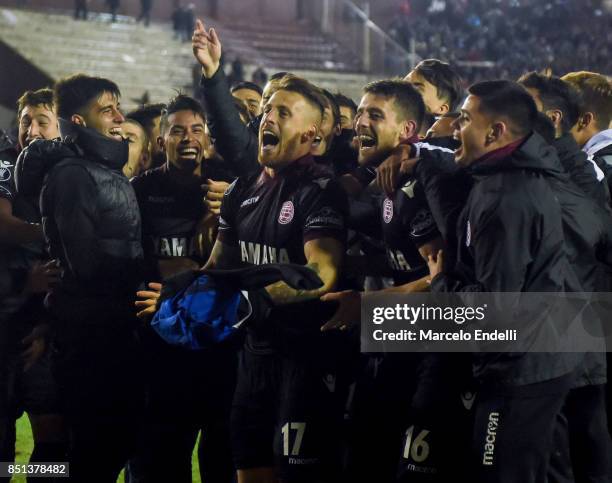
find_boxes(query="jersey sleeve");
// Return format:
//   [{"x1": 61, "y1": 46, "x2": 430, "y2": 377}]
[
  {"x1": 0, "y1": 159, "x2": 17, "y2": 202},
  {"x1": 217, "y1": 177, "x2": 241, "y2": 246},
  {"x1": 401, "y1": 179, "x2": 440, "y2": 248},
  {"x1": 300, "y1": 177, "x2": 348, "y2": 244}
]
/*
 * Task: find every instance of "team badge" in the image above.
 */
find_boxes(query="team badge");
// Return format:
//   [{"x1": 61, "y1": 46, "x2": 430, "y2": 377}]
[
  {"x1": 466, "y1": 220, "x2": 471, "y2": 247},
  {"x1": 383, "y1": 198, "x2": 393, "y2": 224},
  {"x1": 278, "y1": 201, "x2": 294, "y2": 225},
  {"x1": 410, "y1": 209, "x2": 435, "y2": 237},
  {"x1": 460, "y1": 391, "x2": 476, "y2": 411},
  {"x1": 0, "y1": 160, "x2": 13, "y2": 182}
]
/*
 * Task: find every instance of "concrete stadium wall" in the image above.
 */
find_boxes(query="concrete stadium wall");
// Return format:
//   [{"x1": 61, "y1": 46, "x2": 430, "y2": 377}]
[
  {"x1": 0, "y1": 39, "x2": 53, "y2": 115},
  {"x1": 0, "y1": 0, "x2": 300, "y2": 23}
]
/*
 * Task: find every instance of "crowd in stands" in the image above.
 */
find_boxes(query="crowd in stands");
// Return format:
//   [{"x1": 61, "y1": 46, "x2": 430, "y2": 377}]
[{"x1": 389, "y1": 0, "x2": 612, "y2": 83}]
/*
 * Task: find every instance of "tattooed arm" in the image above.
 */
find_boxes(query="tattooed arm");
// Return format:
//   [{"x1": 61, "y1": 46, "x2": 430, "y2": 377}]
[{"x1": 264, "y1": 237, "x2": 343, "y2": 305}]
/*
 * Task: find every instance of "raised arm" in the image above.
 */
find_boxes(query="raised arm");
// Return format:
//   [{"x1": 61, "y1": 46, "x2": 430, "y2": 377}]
[{"x1": 192, "y1": 19, "x2": 259, "y2": 175}]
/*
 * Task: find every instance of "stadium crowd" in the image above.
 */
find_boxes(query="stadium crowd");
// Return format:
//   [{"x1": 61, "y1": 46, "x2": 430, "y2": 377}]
[
  {"x1": 389, "y1": 0, "x2": 612, "y2": 83},
  {"x1": 0, "y1": 11, "x2": 612, "y2": 483}
]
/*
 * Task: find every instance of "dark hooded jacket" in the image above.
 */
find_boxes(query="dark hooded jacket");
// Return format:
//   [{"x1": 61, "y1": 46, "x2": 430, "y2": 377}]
[
  {"x1": 552, "y1": 133, "x2": 610, "y2": 208},
  {"x1": 428, "y1": 133, "x2": 587, "y2": 386},
  {"x1": 417, "y1": 135, "x2": 612, "y2": 387},
  {"x1": 199, "y1": 69, "x2": 260, "y2": 176},
  {"x1": 15, "y1": 119, "x2": 144, "y2": 324}
]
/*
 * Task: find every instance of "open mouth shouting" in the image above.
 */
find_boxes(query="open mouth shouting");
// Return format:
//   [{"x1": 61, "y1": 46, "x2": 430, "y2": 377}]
[
  {"x1": 452, "y1": 130, "x2": 463, "y2": 161},
  {"x1": 261, "y1": 129, "x2": 280, "y2": 153},
  {"x1": 358, "y1": 132, "x2": 377, "y2": 152}
]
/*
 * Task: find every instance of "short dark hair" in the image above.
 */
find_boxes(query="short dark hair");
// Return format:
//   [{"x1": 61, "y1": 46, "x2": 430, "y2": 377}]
[
  {"x1": 126, "y1": 103, "x2": 165, "y2": 131},
  {"x1": 335, "y1": 93, "x2": 357, "y2": 115},
  {"x1": 363, "y1": 79, "x2": 425, "y2": 130},
  {"x1": 270, "y1": 71, "x2": 290, "y2": 81},
  {"x1": 517, "y1": 71, "x2": 581, "y2": 133},
  {"x1": 468, "y1": 80, "x2": 537, "y2": 137},
  {"x1": 321, "y1": 88, "x2": 340, "y2": 127},
  {"x1": 413, "y1": 59, "x2": 463, "y2": 112},
  {"x1": 231, "y1": 81, "x2": 263, "y2": 96},
  {"x1": 533, "y1": 111, "x2": 556, "y2": 145},
  {"x1": 17, "y1": 88, "x2": 54, "y2": 117},
  {"x1": 275, "y1": 75, "x2": 327, "y2": 118},
  {"x1": 160, "y1": 94, "x2": 205, "y2": 135},
  {"x1": 122, "y1": 118, "x2": 149, "y2": 148},
  {"x1": 54, "y1": 74, "x2": 120, "y2": 119},
  {"x1": 561, "y1": 71, "x2": 612, "y2": 131}
]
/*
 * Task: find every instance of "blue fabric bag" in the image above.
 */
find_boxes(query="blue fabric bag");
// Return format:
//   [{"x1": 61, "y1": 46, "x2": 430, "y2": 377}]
[{"x1": 151, "y1": 274, "x2": 250, "y2": 350}]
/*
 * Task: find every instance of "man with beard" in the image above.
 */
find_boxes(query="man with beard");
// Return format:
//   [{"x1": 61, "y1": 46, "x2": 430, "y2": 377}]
[
  {"x1": 126, "y1": 103, "x2": 166, "y2": 170},
  {"x1": 129, "y1": 94, "x2": 236, "y2": 483},
  {"x1": 193, "y1": 19, "x2": 357, "y2": 181},
  {"x1": 197, "y1": 70, "x2": 348, "y2": 481},
  {"x1": 344, "y1": 61, "x2": 463, "y2": 196},
  {"x1": 0, "y1": 88, "x2": 66, "y2": 472},
  {"x1": 518, "y1": 71, "x2": 609, "y2": 206},
  {"x1": 15, "y1": 74, "x2": 145, "y2": 482},
  {"x1": 324, "y1": 80, "x2": 470, "y2": 483}
]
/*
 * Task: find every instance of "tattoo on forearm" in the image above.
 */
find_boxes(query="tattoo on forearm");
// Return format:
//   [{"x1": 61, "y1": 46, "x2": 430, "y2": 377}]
[{"x1": 265, "y1": 263, "x2": 325, "y2": 305}]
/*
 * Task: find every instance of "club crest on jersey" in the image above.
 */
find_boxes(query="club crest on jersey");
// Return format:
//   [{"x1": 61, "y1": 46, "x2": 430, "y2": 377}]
[
  {"x1": 278, "y1": 201, "x2": 294, "y2": 225},
  {"x1": 466, "y1": 220, "x2": 471, "y2": 247},
  {"x1": 461, "y1": 391, "x2": 476, "y2": 410},
  {"x1": 383, "y1": 198, "x2": 393, "y2": 224},
  {"x1": 0, "y1": 160, "x2": 13, "y2": 182},
  {"x1": 410, "y1": 209, "x2": 435, "y2": 237}
]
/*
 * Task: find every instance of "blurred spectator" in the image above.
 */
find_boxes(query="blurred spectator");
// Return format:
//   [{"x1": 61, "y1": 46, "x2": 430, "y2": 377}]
[
  {"x1": 182, "y1": 4, "x2": 196, "y2": 42},
  {"x1": 252, "y1": 65, "x2": 268, "y2": 87},
  {"x1": 137, "y1": 0, "x2": 153, "y2": 27},
  {"x1": 74, "y1": 0, "x2": 88, "y2": 20},
  {"x1": 387, "y1": 0, "x2": 612, "y2": 83},
  {"x1": 171, "y1": 2, "x2": 183, "y2": 39},
  {"x1": 228, "y1": 57, "x2": 244, "y2": 86},
  {"x1": 106, "y1": 0, "x2": 119, "y2": 22}
]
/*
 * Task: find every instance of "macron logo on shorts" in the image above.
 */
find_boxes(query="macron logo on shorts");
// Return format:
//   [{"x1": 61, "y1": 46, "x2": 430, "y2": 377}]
[{"x1": 482, "y1": 411, "x2": 499, "y2": 466}]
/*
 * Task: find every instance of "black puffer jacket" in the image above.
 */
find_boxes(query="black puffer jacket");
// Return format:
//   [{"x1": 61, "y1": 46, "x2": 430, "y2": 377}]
[{"x1": 16, "y1": 120, "x2": 144, "y2": 322}]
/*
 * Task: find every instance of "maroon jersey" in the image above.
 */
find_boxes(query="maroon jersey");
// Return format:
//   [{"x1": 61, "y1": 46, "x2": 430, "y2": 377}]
[
  {"x1": 381, "y1": 173, "x2": 440, "y2": 285},
  {"x1": 218, "y1": 155, "x2": 348, "y2": 351},
  {"x1": 218, "y1": 155, "x2": 347, "y2": 264}
]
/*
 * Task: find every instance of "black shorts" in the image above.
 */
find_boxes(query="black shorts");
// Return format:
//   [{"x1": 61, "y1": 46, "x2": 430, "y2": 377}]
[
  {"x1": 0, "y1": 350, "x2": 60, "y2": 418},
  {"x1": 231, "y1": 346, "x2": 347, "y2": 482},
  {"x1": 471, "y1": 373, "x2": 573, "y2": 483}
]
